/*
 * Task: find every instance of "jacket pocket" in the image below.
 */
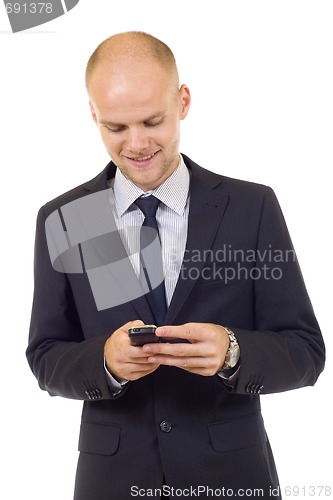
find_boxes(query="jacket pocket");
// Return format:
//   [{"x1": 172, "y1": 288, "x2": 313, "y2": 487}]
[
  {"x1": 78, "y1": 421, "x2": 120, "y2": 456},
  {"x1": 208, "y1": 413, "x2": 267, "y2": 453}
]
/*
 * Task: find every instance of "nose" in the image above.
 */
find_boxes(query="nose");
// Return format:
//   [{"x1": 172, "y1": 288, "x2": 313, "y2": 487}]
[{"x1": 127, "y1": 127, "x2": 150, "y2": 153}]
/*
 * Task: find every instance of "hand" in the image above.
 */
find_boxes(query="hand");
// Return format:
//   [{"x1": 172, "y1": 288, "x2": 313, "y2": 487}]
[
  {"x1": 142, "y1": 323, "x2": 230, "y2": 377},
  {"x1": 104, "y1": 320, "x2": 160, "y2": 381}
]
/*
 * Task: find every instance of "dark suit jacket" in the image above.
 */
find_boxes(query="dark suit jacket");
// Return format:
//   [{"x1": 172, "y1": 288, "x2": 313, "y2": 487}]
[{"x1": 27, "y1": 155, "x2": 325, "y2": 499}]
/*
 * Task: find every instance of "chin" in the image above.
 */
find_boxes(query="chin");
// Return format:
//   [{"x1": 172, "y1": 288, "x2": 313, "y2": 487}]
[
  {"x1": 135, "y1": 178, "x2": 160, "y2": 191},
  {"x1": 130, "y1": 167, "x2": 166, "y2": 190}
]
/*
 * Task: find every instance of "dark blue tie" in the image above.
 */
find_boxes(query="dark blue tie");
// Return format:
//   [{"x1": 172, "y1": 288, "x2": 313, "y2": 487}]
[{"x1": 135, "y1": 195, "x2": 167, "y2": 326}]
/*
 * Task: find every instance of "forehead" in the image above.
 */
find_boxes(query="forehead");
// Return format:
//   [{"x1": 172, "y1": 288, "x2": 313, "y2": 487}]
[
  {"x1": 91, "y1": 56, "x2": 173, "y2": 94},
  {"x1": 90, "y1": 60, "x2": 177, "y2": 122}
]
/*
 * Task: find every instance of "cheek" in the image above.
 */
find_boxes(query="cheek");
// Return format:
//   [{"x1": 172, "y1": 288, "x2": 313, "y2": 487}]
[
  {"x1": 156, "y1": 122, "x2": 180, "y2": 145},
  {"x1": 100, "y1": 130, "x2": 121, "y2": 153}
]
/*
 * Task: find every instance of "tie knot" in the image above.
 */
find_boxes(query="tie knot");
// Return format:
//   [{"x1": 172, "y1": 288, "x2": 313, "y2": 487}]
[{"x1": 135, "y1": 195, "x2": 161, "y2": 218}]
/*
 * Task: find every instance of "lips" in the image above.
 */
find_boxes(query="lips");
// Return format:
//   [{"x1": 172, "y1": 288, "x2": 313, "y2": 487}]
[
  {"x1": 126, "y1": 151, "x2": 160, "y2": 162},
  {"x1": 130, "y1": 153, "x2": 155, "y2": 161}
]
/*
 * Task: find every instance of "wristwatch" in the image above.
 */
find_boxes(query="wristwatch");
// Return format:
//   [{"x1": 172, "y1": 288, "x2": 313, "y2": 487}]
[{"x1": 222, "y1": 327, "x2": 240, "y2": 370}]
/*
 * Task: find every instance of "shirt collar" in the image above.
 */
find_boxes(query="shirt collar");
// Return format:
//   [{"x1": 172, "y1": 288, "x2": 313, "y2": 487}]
[{"x1": 112, "y1": 154, "x2": 190, "y2": 217}]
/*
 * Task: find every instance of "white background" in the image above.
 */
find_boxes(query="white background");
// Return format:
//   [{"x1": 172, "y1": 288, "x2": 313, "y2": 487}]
[{"x1": 0, "y1": 1, "x2": 332, "y2": 498}]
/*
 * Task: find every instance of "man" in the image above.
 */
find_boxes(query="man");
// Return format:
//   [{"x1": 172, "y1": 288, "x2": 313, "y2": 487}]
[{"x1": 27, "y1": 32, "x2": 325, "y2": 499}]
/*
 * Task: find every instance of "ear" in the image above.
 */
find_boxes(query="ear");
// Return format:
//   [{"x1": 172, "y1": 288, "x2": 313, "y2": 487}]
[
  {"x1": 179, "y1": 84, "x2": 191, "y2": 120},
  {"x1": 89, "y1": 101, "x2": 98, "y2": 125}
]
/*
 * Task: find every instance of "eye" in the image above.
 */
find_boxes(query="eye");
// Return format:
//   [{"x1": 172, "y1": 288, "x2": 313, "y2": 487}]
[
  {"x1": 105, "y1": 125, "x2": 126, "y2": 134},
  {"x1": 145, "y1": 118, "x2": 163, "y2": 128}
]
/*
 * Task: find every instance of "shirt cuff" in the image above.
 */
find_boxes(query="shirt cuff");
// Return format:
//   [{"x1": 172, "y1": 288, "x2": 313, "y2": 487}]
[{"x1": 217, "y1": 362, "x2": 241, "y2": 387}]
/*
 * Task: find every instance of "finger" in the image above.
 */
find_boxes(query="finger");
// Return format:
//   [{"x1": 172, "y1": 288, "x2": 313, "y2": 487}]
[
  {"x1": 128, "y1": 345, "x2": 158, "y2": 361},
  {"x1": 155, "y1": 324, "x2": 190, "y2": 339},
  {"x1": 146, "y1": 354, "x2": 207, "y2": 370},
  {"x1": 142, "y1": 341, "x2": 199, "y2": 357},
  {"x1": 123, "y1": 319, "x2": 145, "y2": 332},
  {"x1": 126, "y1": 366, "x2": 160, "y2": 381},
  {"x1": 127, "y1": 362, "x2": 160, "y2": 372},
  {"x1": 142, "y1": 336, "x2": 217, "y2": 358},
  {"x1": 146, "y1": 354, "x2": 219, "y2": 376},
  {"x1": 156, "y1": 323, "x2": 208, "y2": 342}
]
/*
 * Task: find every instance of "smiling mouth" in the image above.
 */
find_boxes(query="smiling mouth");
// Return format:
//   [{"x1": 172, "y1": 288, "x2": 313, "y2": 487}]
[{"x1": 127, "y1": 151, "x2": 159, "y2": 162}]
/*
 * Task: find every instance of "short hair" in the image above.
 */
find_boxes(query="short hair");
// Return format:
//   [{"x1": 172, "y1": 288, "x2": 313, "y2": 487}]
[{"x1": 85, "y1": 31, "x2": 179, "y2": 90}]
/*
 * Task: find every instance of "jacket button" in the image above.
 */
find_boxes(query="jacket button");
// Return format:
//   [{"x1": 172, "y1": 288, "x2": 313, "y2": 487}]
[
  {"x1": 245, "y1": 381, "x2": 264, "y2": 394},
  {"x1": 160, "y1": 421, "x2": 172, "y2": 433}
]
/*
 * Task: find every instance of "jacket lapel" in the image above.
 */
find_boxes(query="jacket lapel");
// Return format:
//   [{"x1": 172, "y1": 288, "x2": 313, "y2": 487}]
[{"x1": 165, "y1": 161, "x2": 229, "y2": 324}]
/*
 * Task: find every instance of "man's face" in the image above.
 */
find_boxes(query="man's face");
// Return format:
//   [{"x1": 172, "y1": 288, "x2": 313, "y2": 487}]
[{"x1": 88, "y1": 60, "x2": 191, "y2": 191}]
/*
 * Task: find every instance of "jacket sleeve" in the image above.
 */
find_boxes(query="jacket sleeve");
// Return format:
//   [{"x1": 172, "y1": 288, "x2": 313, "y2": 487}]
[
  {"x1": 231, "y1": 187, "x2": 325, "y2": 395},
  {"x1": 26, "y1": 206, "x2": 121, "y2": 401}
]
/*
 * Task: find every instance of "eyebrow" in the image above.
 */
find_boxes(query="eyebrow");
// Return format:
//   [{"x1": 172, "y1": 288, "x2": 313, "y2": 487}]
[{"x1": 100, "y1": 112, "x2": 165, "y2": 127}]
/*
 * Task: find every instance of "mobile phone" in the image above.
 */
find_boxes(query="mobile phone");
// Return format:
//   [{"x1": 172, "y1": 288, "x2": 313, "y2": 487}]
[{"x1": 128, "y1": 325, "x2": 159, "y2": 346}]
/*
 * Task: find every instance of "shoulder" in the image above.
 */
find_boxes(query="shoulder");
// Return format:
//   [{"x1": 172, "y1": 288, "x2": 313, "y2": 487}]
[
  {"x1": 40, "y1": 161, "x2": 116, "y2": 217},
  {"x1": 182, "y1": 153, "x2": 275, "y2": 200}
]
